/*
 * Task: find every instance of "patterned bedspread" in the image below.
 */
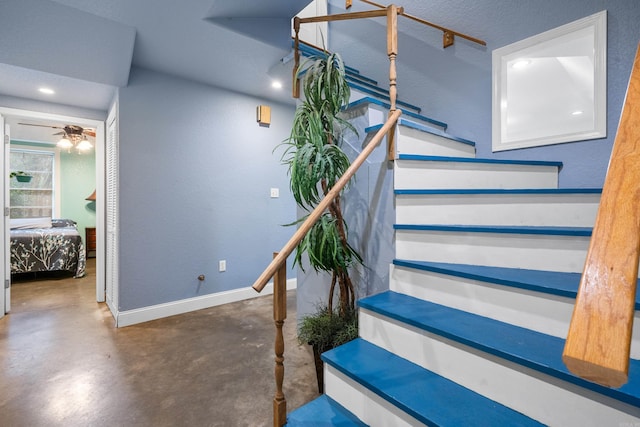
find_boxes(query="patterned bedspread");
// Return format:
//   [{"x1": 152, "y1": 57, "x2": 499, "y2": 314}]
[{"x1": 10, "y1": 220, "x2": 86, "y2": 278}]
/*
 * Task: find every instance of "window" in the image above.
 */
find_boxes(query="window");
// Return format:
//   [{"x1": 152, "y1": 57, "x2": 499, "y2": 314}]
[
  {"x1": 492, "y1": 10, "x2": 607, "y2": 151},
  {"x1": 9, "y1": 149, "x2": 55, "y2": 219}
]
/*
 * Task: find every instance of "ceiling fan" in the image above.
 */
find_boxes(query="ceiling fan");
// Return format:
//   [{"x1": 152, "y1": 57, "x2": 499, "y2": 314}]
[
  {"x1": 18, "y1": 123, "x2": 96, "y2": 138},
  {"x1": 18, "y1": 122, "x2": 95, "y2": 152}
]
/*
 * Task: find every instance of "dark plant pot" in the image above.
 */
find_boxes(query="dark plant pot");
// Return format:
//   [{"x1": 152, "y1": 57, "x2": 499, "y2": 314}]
[
  {"x1": 15, "y1": 175, "x2": 32, "y2": 183},
  {"x1": 312, "y1": 344, "x2": 324, "y2": 394}
]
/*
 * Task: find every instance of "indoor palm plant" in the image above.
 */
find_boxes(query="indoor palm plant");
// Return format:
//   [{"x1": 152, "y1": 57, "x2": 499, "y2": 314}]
[{"x1": 280, "y1": 50, "x2": 361, "y2": 392}]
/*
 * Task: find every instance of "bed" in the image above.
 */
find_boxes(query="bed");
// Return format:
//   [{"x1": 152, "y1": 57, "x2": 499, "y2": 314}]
[{"x1": 10, "y1": 218, "x2": 86, "y2": 278}]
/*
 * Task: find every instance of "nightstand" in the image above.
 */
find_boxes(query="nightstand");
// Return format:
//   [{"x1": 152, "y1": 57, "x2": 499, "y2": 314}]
[{"x1": 85, "y1": 227, "x2": 96, "y2": 258}]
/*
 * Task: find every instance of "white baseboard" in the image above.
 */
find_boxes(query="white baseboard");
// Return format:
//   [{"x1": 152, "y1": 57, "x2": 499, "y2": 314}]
[{"x1": 115, "y1": 278, "x2": 297, "y2": 328}]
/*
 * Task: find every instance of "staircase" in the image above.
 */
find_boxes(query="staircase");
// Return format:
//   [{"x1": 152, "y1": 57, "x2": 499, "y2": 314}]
[{"x1": 287, "y1": 52, "x2": 640, "y2": 426}]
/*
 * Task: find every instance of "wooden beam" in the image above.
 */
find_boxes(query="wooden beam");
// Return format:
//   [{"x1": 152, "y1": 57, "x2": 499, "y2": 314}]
[
  {"x1": 298, "y1": 9, "x2": 388, "y2": 25},
  {"x1": 563, "y1": 43, "x2": 640, "y2": 388}
]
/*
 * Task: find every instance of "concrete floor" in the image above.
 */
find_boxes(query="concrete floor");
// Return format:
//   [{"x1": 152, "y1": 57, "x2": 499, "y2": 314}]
[{"x1": 0, "y1": 259, "x2": 319, "y2": 426}]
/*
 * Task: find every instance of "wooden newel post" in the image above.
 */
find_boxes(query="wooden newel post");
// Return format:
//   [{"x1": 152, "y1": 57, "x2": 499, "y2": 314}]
[
  {"x1": 293, "y1": 17, "x2": 301, "y2": 99},
  {"x1": 386, "y1": 5, "x2": 400, "y2": 161},
  {"x1": 273, "y1": 252, "x2": 287, "y2": 427}
]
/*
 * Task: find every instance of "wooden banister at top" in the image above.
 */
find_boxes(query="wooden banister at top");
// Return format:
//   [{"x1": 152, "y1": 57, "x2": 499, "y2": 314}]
[
  {"x1": 252, "y1": 109, "x2": 402, "y2": 293},
  {"x1": 350, "y1": 0, "x2": 486, "y2": 48},
  {"x1": 562, "y1": 43, "x2": 640, "y2": 388}
]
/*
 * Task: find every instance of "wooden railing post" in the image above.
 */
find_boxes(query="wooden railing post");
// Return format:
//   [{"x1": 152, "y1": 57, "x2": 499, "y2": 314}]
[
  {"x1": 563, "y1": 43, "x2": 640, "y2": 388},
  {"x1": 293, "y1": 17, "x2": 301, "y2": 99},
  {"x1": 386, "y1": 5, "x2": 399, "y2": 161},
  {"x1": 273, "y1": 252, "x2": 287, "y2": 427}
]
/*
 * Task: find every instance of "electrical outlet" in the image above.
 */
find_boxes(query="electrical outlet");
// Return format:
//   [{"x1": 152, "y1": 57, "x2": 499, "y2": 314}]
[
  {"x1": 270, "y1": 188, "x2": 279, "y2": 198},
  {"x1": 219, "y1": 260, "x2": 226, "y2": 272}
]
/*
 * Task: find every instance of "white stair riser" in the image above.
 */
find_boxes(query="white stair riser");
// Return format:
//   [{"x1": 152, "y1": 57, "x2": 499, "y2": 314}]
[
  {"x1": 395, "y1": 160, "x2": 559, "y2": 190},
  {"x1": 348, "y1": 92, "x2": 387, "y2": 127},
  {"x1": 395, "y1": 229, "x2": 590, "y2": 272},
  {"x1": 397, "y1": 126, "x2": 476, "y2": 158},
  {"x1": 359, "y1": 310, "x2": 640, "y2": 427},
  {"x1": 396, "y1": 193, "x2": 600, "y2": 227},
  {"x1": 389, "y1": 265, "x2": 640, "y2": 359},
  {"x1": 324, "y1": 365, "x2": 423, "y2": 427}
]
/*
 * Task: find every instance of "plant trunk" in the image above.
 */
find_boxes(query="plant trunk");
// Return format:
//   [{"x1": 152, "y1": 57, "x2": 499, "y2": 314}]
[
  {"x1": 312, "y1": 344, "x2": 324, "y2": 394},
  {"x1": 321, "y1": 183, "x2": 356, "y2": 317}
]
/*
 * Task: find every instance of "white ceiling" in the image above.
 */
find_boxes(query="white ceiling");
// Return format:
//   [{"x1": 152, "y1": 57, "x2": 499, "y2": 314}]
[{"x1": 1, "y1": 0, "x2": 324, "y2": 141}]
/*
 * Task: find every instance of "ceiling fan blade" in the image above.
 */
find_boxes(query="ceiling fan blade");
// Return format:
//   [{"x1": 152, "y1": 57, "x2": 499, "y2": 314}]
[
  {"x1": 83, "y1": 130, "x2": 97, "y2": 137},
  {"x1": 18, "y1": 123, "x2": 63, "y2": 129}
]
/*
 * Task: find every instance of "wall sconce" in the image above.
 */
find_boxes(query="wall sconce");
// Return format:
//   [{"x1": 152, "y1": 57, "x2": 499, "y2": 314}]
[
  {"x1": 257, "y1": 105, "x2": 271, "y2": 127},
  {"x1": 85, "y1": 190, "x2": 96, "y2": 201}
]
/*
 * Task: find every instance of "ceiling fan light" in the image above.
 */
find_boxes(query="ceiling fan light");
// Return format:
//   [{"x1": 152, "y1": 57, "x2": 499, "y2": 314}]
[
  {"x1": 57, "y1": 137, "x2": 73, "y2": 149},
  {"x1": 77, "y1": 139, "x2": 93, "y2": 151}
]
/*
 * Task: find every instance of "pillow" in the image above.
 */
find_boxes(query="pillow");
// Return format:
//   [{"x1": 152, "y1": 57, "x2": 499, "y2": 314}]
[
  {"x1": 51, "y1": 219, "x2": 77, "y2": 228},
  {"x1": 10, "y1": 217, "x2": 53, "y2": 230}
]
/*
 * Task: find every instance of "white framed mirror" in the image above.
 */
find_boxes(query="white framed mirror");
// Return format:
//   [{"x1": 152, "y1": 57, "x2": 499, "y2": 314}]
[{"x1": 492, "y1": 10, "x2": 607, "y2": 152}]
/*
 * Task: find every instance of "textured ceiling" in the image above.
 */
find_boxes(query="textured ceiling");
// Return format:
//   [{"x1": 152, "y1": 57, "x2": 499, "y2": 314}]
[
  {"x1": 1, "y1": 0, "x2": 324, "y2": 141},
  {"x1": 0, "y1": 0, "x2": 317, "y2": 115}
]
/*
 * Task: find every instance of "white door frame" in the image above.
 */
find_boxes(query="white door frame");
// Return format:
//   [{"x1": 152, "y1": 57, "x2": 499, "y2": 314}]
[
  {"x1": 0, "y1": 107, "x2": 106, "y2": 304},
  {"x1": 1, "y1": 116, "x2": 8, "y2": 317}
]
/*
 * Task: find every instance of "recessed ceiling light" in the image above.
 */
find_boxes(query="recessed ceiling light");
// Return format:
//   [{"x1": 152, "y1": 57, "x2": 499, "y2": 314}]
[
  {"x1": 571, "y1": 110, "x2": 584, "y2": 116},
  {"x1": 271, "y1": 81, "x2": 283, "y2": 89},
  {"x1": 38, "y1": 87, "x2": 55, "y2": 95}
]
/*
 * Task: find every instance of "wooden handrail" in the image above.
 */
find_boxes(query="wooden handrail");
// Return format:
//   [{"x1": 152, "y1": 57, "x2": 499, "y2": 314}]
[
  {"x1": 252, "y1": 109, "x2": 402, "y2": 293},
  {"x1": 298, "y1": 8, "x2": 391, "y2": 24},
  {"x1": 352, "y1": 0, "x2": 486, "y2": 48},
  {"x1": 563, "y1": 43, "x2": 640, "y2": 388}
]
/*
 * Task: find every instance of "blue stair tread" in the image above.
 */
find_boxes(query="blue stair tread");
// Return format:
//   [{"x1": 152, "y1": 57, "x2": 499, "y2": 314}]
[
  {"x1": 359, "y1": 291, "x2": 640, "y2": 408},
  {"x1": 286, "y1": 395, "x2": 367, "y2": 426},
  {"x1": 348, "y1": 81, "x2": 421, "y2": 113},
  {"x1": 398, "y1": 153, "x2": 563, "y2": 168},
  {"x1": 395, "y1": 188, "x2": 602, "y2": 195},
  {"x1": 346, "y1": 73, "x2": 388, "y2": 94},
  {"x1": 399, "y1": 118, "x2": 475, "y2": 147},
  {"x1": 322, "y1": 338, "x2": 544, "y2": 427},
  {"x1": 394, "y1": 224, "x2": 592, "y2": 236},
  {"x1": 346, "y1": 97, "x2": 448, "y2": 130},
  {"x1": 296, "y1": 42, "x2": 361, "y2": 76},
  {"x1": 364, "y1": 124, "x2": 383, "y2": 134},
  {"x1": 392, "y1": 260, "x2": 640, "y2": 310},
  {"x1": 344, "y1": 68, "x2": 377, "y2": 85}
]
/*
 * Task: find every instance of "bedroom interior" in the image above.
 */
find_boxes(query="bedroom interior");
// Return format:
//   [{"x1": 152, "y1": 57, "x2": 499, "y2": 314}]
[{"x1": 8, "y1": 116, "x2": 97, "y2": 284}]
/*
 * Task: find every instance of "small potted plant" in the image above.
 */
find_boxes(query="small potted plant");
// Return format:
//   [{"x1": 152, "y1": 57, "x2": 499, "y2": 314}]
[{"x1": 10, "y1": 171, "x2": 32, "y2": 183}]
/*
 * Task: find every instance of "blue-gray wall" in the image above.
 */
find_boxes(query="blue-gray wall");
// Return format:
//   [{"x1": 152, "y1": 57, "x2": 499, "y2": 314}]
[
  {"x1": 117, "y1": 67, "x2": 296, "y2": 311},
  {"x1": 329, "y1": 0, "x2": 640, "y2": 188}
]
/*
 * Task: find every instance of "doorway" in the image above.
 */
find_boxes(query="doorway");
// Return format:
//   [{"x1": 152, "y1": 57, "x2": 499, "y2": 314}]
[{"x1": 0, "y1": 107, "x2": 107, "y2": 316}]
